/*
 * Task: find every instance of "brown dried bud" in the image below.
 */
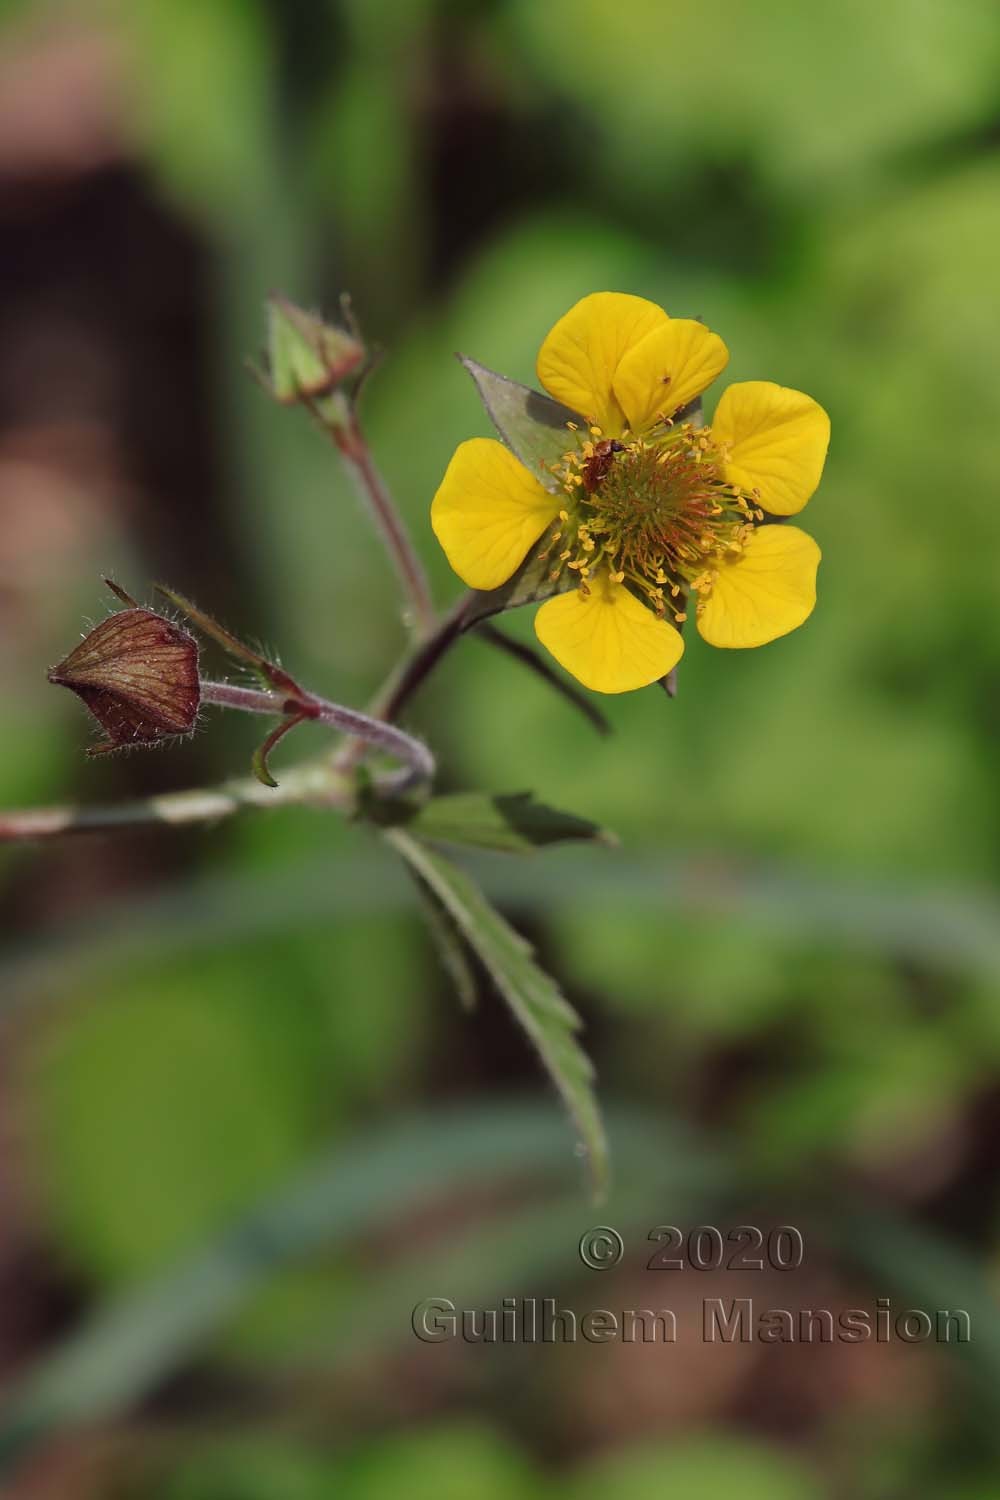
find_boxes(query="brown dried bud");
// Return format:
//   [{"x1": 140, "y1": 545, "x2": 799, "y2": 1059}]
[{"x1": 49, "y1": 607, "x2": 200, "y2": 755}]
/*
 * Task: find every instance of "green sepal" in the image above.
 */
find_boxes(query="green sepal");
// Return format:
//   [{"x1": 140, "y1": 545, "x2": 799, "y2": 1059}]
[
  {"x1": 154, "y1": 585, "x2": 304, "y2": 699},
  {"x1": 459, "y1": 356, "x2": 583, "y2": 495},
  {"x1": 461, "y1": 543, "x2": 579, "y2": 628},
  {"x1": 264, "y1": 294, "x2": 365, "y2": 405}
]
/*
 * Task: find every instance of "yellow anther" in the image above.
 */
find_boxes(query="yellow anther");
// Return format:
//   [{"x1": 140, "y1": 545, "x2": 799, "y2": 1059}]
[
  {"x1": 610, "y1": 569, "x2": 625, "y2": 583},
  {"x1": 588, "y1": 425, "x2": 603, "y2": 437}
]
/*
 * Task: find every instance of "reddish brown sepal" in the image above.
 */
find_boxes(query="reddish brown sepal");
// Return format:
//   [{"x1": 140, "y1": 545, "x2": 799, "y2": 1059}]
[{"x1": 49, "y1": 609, "x2": 200, "y2": 754}]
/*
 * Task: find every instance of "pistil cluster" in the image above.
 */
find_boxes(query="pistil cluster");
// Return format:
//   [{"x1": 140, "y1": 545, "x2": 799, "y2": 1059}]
[{"x1": 540, "y1": 422, "x2": 763, "y2": 621}]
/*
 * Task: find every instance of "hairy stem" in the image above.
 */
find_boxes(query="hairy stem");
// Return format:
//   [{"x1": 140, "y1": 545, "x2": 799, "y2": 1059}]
[
  {"x1": 330, "y1": 593, "x2": 472, "y2": 777},
  {"x1": 309, "y1": 397, "x2": 436, "y2": 638},
  {"x1": 200, "y1": 680, "x2": 434, "y2": 791},
  {"x1": 0, "y1": 679, "x2": 435, "y2": 845},
  {"x1": 336, "y1": 592, "x2": 609, "y2": 769},
  {"x1": 0, "y1": 763, "x2": 346, "y2": 844}
]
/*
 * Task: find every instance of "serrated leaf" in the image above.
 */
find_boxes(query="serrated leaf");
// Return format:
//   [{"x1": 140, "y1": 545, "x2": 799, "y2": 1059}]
[
  {"x1": 404, "y1": 791, "x2": 616, "y2": 854},
  {"x1": 459, "y1": 356, "x2": 582, "y2": 494},
  {"x1": 387, "y1": 830, "x2": 609, "y2": 1197},
  {"x1": 406, "y1": 865, "x2": 480, "y2": 1012}
]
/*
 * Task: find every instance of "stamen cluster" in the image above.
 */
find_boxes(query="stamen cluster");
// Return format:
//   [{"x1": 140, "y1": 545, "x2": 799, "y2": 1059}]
[{"x1": 540, "y1": 422, "x2": 763, "y2": 621}]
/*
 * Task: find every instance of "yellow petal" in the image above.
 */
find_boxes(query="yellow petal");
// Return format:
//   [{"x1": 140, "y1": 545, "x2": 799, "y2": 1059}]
[
  {"x1": 535, "y1": 574, "x2": 684, "y2": 694},
  {"x1": 613, "y1": 318, "x2": 729, "y2": 435},
  {"x1": 710, "y1": 380, "x2": 830, "y2": 516},
  {"x1": 696, "y1": 525, "x2": 821, "y2": 649},
  {"x1": 430, "y1": 438, "x2": 560, "y2": 591},
  {"x1": 536, "y1": 292, "x2": 668, "y2": 435}
]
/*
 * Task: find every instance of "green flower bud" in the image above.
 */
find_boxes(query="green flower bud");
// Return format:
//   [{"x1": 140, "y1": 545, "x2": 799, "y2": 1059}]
[{"x1": 261, "y1": 293, "x2": 366, "y2": 405}]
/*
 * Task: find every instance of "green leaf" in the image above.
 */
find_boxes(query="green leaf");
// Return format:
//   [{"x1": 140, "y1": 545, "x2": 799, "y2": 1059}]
[
  {"x1": 387, "y1": 830, "x2": 609, "y2": 1196},
  {"x1": 407, "y1": 867, "x2": 481, "y2": 1011},
  {"x1": 403, "y1": 791, "x2": 616, "y2": 854},
  {"x1": 459, "y1": 356, "x2": 582, "y2": 494}
]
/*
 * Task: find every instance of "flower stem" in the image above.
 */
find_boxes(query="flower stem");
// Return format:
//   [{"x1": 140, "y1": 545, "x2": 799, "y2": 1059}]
[
  {"x1": 0, "y1": 679, "x2": 436, "y2": 845},
  {"x1": 200, "y1": 680, "x2": 434, "y2": 791},
  {"x1": 308, "y1": 396, "x2": 436, "y2": 638},
  {"x1": 0, "y1": 763, "x2": 347, "y2": 843},
  {"x1": 341, "y1": 592, "x2": 609, "y2": 741}
]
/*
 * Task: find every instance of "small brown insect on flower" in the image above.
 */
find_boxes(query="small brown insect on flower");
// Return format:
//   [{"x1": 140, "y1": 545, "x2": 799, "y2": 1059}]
[{"x1": 581, "y1": 438, "x2": 625, "y2": 492}]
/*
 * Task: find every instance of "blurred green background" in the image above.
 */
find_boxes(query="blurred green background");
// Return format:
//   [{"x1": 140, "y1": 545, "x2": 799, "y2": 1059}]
[{"x1": 2, "y1": 0, "x2": 1000, "y2": 1495}]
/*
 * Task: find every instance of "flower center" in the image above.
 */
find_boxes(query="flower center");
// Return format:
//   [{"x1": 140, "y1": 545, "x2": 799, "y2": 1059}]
[{"x1": 541, "y1": 422, "x2": 761, "y2": 620}]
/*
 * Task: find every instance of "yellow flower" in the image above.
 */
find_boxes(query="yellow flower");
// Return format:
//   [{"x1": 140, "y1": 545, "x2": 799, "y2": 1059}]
[{"x1": 432, "y1": 292, "x2": 830, "y2": 694}]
